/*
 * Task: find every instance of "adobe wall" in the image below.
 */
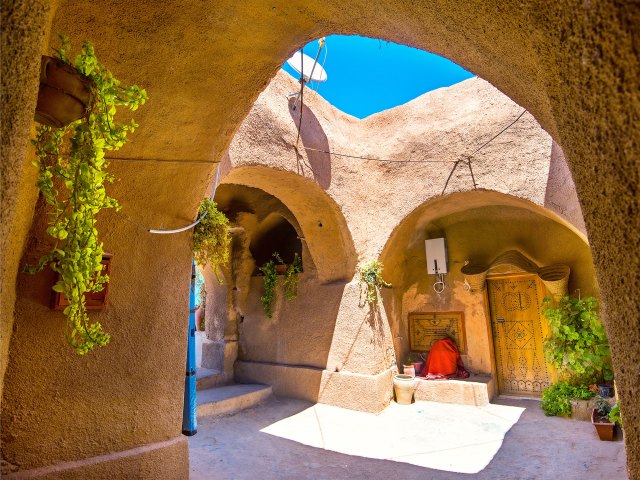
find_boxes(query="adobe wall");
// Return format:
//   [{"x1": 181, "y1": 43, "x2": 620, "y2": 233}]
[{"x1": 1, "y1": 1, "x2": 638, "y2": 477}]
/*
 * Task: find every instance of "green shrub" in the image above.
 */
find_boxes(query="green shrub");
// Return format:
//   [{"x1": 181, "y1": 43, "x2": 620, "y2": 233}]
[
  {"x1": 540, "y1": 382, "x2": 595, "y2": 416},
  {"x1": 542, "y1": 295, "x2": 613, "y2": 384},
  {"x1": 358, "y1": 260, "x2": 392, "y2": 306},
  {"x1": 609, "y1": 403, "x2": 622, "y2": 427}
]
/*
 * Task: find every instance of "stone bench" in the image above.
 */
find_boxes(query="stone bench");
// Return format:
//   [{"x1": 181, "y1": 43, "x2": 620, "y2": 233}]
[{"x1": 413, "y1": 374, "x2": 494, "y2": 406}]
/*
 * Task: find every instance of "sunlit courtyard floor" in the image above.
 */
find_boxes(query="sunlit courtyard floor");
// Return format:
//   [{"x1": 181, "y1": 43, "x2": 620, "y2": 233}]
[{"x1": 189, "y1": 396, "x2": 627, "y2": 480}]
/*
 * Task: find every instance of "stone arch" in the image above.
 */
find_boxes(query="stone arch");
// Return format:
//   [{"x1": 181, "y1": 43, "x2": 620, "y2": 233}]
[
  {"x1": 379, "y1": 190, "x2": 597, "y2": 384},
  {"x1": 2, "y1": 2, "x2": 638, "y2": 477},
  {"x1": 219, "y1": 165, "x2": 357, "y2": 283}
]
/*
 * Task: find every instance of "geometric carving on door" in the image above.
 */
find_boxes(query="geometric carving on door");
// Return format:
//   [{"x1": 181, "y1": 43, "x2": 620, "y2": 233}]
[
  {"x1": 505, "y1": 321, "x2": 534, "y2": 350},
  {"x1": 488, "y1": 275, "x2": 552, "y2": 397}
]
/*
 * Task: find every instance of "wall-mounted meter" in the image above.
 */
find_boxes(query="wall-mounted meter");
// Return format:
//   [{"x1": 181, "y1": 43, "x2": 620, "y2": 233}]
[{"x1": 425, "y1": 238, "x2": 448, "y2": 274}]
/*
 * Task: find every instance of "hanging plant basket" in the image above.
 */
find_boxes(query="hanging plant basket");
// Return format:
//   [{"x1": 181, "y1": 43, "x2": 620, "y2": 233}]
[{"x1": 35, "y1": 55, "x2": 94, "y2": 128}]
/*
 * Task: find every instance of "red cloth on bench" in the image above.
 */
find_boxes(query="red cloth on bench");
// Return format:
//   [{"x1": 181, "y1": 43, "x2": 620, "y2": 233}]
[{"x1": 421, "y1": 338, "x2": 468, "y2": 378}]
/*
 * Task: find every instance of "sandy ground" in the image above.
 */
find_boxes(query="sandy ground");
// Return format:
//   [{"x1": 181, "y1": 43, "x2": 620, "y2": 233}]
[{"x1": 189, "y1": 397, "x2": 628, "y2": 480}]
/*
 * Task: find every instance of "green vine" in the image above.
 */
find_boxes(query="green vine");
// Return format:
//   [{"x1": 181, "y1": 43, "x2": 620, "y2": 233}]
[
  {"x1": 283, "y1": 253, "x2": 303, "y2": 301},
  {"x1": 542, "y1": 295, "x2": 613, "y2": 384},
  {"x1": 192, "y1": 198, "x2": 231, "y2": 284},
  {"x1": 259, "y1": 253, "x2": 281, "y2": 319},
  {"x1": 26, "y1": 35, "x2": 147, "y2": 354},
  {"x1": 358, "y1": 260, "x2": 392, "y2": 306}
]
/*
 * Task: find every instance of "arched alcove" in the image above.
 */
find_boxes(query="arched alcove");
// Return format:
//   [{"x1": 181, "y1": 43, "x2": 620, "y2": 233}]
[
  {"x1": 220, "y1": 166, "x2": 357, "y2": 283},
  {"x1": 379, "y1": 190, "x2": 597, "y2": 398}
]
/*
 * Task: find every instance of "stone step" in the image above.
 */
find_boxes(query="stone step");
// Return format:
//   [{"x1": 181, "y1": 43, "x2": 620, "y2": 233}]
[
  {"x1": 413, "y1": 374, "x2": 494, "y2": 406},
  {"x1": 196, "y1": 367, "x2": 231, "y2": 391},
  {"x1": 197, "y1": 384, "x2": 272, "y2": 418}
]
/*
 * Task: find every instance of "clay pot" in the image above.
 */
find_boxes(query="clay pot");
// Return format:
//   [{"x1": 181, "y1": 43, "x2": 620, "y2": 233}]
[
  {"x1": 591, "y1": 409, "x2": 615, "y2": 441},
  {"x1": 35, "y1": 55, "x2": 94, "y2": 128},
  {"x1": 393, "y1": 374, "x2": 417, "y2": 405},
  {"x1": 276, "y1": 264, "x2": 287, "y2": 275},
  {"x1": 195, "y1": 307, "x2": 205, "y2": 331},
  {"x1": 403, "y1": 364, "x2": 415, "y2": 377}
]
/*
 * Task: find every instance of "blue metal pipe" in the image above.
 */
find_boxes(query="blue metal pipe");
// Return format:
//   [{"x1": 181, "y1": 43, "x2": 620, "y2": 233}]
[{"x1": 182, "y1": 260, "x2": 198, "y2": 436}]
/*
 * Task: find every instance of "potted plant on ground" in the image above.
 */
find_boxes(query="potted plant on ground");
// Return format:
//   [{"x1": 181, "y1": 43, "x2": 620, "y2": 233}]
[
  {"x1": 26, "y1": 35, "x2": 147, "y2": 354},
  {"x1": 403, "y1": 353, "x2": 416, "y2": 377},
  {"x1": 591, "y1": 396, "x2": 616, "y2": 441}
]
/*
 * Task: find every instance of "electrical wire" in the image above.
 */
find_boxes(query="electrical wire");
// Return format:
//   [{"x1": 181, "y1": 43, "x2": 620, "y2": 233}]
[
  {"x1": 114, "y1": 163, "x2": 220, "y2": 234},
  {"x1": 302, "y1": 146, "x2": 456, "y2": 164}
]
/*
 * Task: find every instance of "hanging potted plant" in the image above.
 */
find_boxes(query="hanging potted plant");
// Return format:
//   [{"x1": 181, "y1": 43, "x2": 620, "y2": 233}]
[
  {"x1": 259, "y1": 254, "x2": 279, "y2": 318},
  {"x1": 192, "y1": 198, "x2": 231, "y2": 284},
  {"x1": 35, "y1": 50, "x2": 94, "y2": 128},
  {"x1": 358, "y1": 259, "x2": 392, "y2": 306},
  {"x1": 283, "y1": 253, "x2": 303, "y2": 301},
  {"x1": 25, "y1": 35, "x2": 147, "y2": 354}
]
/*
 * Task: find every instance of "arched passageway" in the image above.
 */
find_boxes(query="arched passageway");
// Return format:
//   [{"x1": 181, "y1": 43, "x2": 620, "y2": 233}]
[{"x1": 2, "y1": 2, "x2": 638, "y2": 477}]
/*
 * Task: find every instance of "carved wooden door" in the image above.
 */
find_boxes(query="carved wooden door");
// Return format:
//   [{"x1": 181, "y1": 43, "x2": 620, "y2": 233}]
[{"x1": 487, "y1": 275, "x2": 553, "y2": 397}]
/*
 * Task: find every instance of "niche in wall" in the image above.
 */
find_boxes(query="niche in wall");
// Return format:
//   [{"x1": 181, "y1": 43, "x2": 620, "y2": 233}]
[{"x1": 250, "y1": 214, "x2": 302, "y2": 272}]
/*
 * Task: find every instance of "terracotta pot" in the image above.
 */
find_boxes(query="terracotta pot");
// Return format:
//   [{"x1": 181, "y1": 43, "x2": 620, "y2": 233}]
[
  {"x1": 412, "y1": 361, "x2": 424, "y2": 375},
  {"x1": 591, "y1": 409, "x2": 615, "y2": 441},
  {"x1": 276, "y1": 264, "x2": 287, "y2": 275},
  {"x1": 403, "y1": 364, "x2": 415, "y2": 378},
  {"x1": 393, "y1": 374, "x2": 417, "y2": 405},
  {"x1": 35, "y1": 55, "x2": 94, "y2": 128},
  {"x1": 195, "y1": 307, "x2": 205, "y2": 331}
]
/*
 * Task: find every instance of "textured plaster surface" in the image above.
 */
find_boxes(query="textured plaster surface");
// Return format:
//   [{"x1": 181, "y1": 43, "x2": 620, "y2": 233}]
[
  {"x1": 544, "y1": 141, "x2": 588, "y2": 236},
  {"x1": 1, "y1": 0, "x2": 639, "y2": 477},
  {"x1": 0, "y1": 0, "x2": 56, "y2": 416}
]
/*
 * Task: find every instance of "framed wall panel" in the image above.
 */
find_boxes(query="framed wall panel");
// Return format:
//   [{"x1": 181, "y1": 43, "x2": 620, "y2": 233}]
[{"x1": 409, "y1": 311, "x2": 466, "y2": 354}]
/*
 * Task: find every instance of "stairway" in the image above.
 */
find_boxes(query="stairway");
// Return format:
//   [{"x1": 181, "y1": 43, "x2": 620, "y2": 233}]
[{"x1": 196, "y1": 367, "x2": 272, "y2": 418}]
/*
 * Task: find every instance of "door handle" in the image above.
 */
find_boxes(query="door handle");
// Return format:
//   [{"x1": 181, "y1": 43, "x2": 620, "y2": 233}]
[{"x1": 497, "y1": 317, "x2": 506, "y2": 323}]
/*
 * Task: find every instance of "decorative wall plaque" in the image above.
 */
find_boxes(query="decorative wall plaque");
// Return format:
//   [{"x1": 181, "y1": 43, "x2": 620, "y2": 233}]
[{"x1": 409, "y1": 311, "x2": 466, "y2": 354}]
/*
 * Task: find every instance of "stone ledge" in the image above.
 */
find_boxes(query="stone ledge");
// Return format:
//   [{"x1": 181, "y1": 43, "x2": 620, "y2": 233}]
[
  {"x1": 235, "y1": 361, "x2": 323, "y2": 402},
  {"x1": 413, "y1": 375, "x2": 494, "y2": 406}
]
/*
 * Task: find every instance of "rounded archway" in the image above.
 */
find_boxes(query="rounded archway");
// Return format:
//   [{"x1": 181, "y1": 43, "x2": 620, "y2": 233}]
[
  {"x1": 379, "y1": 190, "x2": 597, "y2": 393},
  {"x1": 2, "y1": 2, "x2": 638, "y2": 477},
  {"x1": 219, "y1": 165, "x2": 357, "y2": 283}
]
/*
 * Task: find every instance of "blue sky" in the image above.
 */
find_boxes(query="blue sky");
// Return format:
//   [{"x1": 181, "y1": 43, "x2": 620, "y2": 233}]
[{"x1": 282, "y1": 35, "x2": 474, "y2": 119}]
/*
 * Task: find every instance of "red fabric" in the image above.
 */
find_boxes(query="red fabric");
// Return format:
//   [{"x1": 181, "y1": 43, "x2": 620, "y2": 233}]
[{"x1": 421, "y1": 338, "x2": 466, "y2": 376}]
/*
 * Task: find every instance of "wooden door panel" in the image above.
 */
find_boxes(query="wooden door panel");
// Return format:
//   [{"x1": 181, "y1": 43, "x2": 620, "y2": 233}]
[{"x1": 488, "y1": 275, "x2": 552, "y2": 397}]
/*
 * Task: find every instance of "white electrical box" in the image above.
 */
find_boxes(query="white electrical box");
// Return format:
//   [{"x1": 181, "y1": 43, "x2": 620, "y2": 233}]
[{"x1": 425, "y1": 238, "x2": 448, "y2": 274}]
